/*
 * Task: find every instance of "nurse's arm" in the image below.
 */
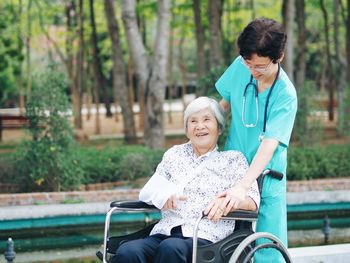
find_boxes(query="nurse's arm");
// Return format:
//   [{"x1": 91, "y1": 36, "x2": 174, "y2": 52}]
[
  {"x1": 221, "y1": 138, "x2": 279, "y2": 215},
  {"x1": 240, "y1": 138, "x2": 279, "y2": 189},
  {"x1": 219, "y1": 99, "x2": 231, "y2": 113}
]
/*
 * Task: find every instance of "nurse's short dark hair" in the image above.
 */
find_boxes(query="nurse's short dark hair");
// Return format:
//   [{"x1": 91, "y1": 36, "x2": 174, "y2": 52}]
[{"x1": 237, "y1": 17, "x2": 287, "y2": 63}]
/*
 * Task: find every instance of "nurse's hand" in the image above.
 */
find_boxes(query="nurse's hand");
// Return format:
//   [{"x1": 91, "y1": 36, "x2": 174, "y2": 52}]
[
  {"x1": 162, "y1": 194, "x2": 187, "y2": 210},
  {"x1": 216, "y1": 184, "x2": 249, "y2": 216}
]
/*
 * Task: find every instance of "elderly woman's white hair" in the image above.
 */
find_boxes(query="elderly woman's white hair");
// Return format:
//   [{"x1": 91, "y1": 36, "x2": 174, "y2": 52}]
[{"x1": 183, "y1": 96, "x2": 225, "y2": 132}]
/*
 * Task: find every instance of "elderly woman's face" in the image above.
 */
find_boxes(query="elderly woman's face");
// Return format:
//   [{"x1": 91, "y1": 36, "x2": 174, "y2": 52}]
[{"x1": 186, "y1": 108, "x2": 220, "y2": 157}]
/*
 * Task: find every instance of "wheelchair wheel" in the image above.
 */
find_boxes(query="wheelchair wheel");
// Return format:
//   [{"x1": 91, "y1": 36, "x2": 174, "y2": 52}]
[{"x1": 228, "y1": 232, "x2": 292, "y2": 263}]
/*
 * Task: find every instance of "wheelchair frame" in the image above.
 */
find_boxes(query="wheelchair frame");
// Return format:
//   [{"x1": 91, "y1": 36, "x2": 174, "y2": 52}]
[{"x1": 97, "y1": 170, "x2": 292, "y2": 263}]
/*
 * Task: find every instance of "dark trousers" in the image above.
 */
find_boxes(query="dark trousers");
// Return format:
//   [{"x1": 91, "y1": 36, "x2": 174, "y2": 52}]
[{"x1": 111, "y1": 226, "x2": 212, "y2": 263}]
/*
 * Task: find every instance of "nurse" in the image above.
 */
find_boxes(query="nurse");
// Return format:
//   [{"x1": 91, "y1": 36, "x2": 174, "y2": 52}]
[{"x1": 215, "y1": 17, "x2": 297, "y2": 262}]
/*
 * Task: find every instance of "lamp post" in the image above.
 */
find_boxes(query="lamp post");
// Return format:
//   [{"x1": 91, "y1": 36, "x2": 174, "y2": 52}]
[
  {"x1": 322, "y1": 215, "x2": 330, "y2": 244},
  {"x1": 4, "y1": 238, "x2": 16, "y2": 263}
]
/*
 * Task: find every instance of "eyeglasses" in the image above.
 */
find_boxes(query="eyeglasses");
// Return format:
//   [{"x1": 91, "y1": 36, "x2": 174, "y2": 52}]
[{"x1": 241, "y1": 57, "x2": 274, "y2": 73}]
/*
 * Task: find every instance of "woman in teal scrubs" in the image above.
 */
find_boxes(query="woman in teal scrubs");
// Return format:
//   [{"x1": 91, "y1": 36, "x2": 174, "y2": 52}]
[{"x1": 215, "y1": 18, "x2": 297, "y2": 262}]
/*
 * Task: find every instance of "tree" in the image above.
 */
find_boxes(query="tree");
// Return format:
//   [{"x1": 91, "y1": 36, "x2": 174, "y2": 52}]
[
  {"x1": 320, "y1": 0, "x2": 335, "y2": 121},
  {"x1": 294, "y1": 0, "x2": 307, "y2": 141},
  {"x1": 347, "y1": 0, "x2": 350, "y2": 84},
  {"x1": 282, "y1": 0, "x2": 295, "y2": 83},
  {"x1": 192, "y1": 0, "x2": 206, "y2": 84},
  {"x1": 334, "y1": 0, "x2": 347, "y2": 136},
  {"x1": 16, "y1": 0, "x2": 25, "y2": 114},
  {"x1": 25, "y1": 0, "x2": 33, "y2": 102},
  {"x1": 208, "y1": 0, "x2": 223, "y2": 69},
  {"x1": 65, "y1": 0, "x2": 83, "y2": 129},
  {"x1": 89, "y1": 0, "x2": 113, "y2": 118},
  {"x1": 104, "y1": 0, "x2": 137, "y2": 143},
  {"x1": 122, "y1": 0, "x2": 171, "y2": 149},
  {"x1": 75, "y1": 0, "x2": 84, "y2": 129}
]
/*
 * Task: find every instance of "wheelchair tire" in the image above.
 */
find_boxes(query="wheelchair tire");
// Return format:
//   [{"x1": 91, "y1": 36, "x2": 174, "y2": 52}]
[{"x1": 228, "y1": 232, "x2": 292, "y2": 263}]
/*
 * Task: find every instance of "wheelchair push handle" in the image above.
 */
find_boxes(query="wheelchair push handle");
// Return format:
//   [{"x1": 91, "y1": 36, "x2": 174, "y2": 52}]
[{"x1": 262, "y1": 169, "x2": 284, "y2": 181}]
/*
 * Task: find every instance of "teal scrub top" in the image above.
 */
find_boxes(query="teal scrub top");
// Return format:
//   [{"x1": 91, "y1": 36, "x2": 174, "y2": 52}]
[{"x1": 216, "y1": 56, "x2": 297, "y2": 198}]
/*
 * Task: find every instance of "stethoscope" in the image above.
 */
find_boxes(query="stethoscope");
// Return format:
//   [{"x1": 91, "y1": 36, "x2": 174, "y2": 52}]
[{"x1": 241, "y1": 63, "x2": 281, "y2": 142}]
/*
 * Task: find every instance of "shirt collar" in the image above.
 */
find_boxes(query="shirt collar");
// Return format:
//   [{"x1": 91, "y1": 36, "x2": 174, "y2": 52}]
[{"x1": 186, "y1": 141, "x2": 219, "y2": 160}]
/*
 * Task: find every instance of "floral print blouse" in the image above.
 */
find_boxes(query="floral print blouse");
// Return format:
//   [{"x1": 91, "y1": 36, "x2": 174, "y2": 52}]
[{"x1": 139, "y1": 142, "x2": 260, "y2": 243}]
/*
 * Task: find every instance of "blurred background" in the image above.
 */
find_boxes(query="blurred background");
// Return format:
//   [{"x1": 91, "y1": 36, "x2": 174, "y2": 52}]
[{"x1": 0, "y1": 0, "x2": 349, "y2": 262}]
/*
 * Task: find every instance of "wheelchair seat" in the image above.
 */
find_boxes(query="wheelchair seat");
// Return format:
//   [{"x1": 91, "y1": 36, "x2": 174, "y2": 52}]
[{"x1": 96, "y1": 170, "x2": 292, "y2": 263}]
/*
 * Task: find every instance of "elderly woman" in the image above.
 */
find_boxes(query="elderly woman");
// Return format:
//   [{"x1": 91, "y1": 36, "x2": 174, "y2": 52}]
[{"x1": 112, "y1": 97, "x2": 260, "y2": 263}]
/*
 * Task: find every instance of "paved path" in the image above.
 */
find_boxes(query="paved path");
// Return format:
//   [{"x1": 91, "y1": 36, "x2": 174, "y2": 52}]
[{"x1": 289, "y1": 243, "x2": 350, "y2": 263}]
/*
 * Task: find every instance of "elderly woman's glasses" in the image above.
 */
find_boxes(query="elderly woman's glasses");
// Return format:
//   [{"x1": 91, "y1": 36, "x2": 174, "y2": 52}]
[{"x1": 241, "y1": 57, "x2": 273, "y2": 73}]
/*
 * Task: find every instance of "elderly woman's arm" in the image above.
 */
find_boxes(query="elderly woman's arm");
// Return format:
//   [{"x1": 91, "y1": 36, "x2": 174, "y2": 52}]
[{"x1": 139, "y1": 147, "x2": 186, "y2": 210}]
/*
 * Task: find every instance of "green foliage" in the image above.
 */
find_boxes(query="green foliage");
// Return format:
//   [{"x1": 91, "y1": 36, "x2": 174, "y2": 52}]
[
  {"x1": 75, "y1": 145, "x2": 165, "y2": 185},
  {"x1": 196, "y1": 65, "x2": 226, "y2": 96},
  {"x1": 287, "y1": 144, "x2": 350, "y2": 180},
  {"x1": 1, "y1": 141, "x2": 350, "y2": 192},
  {"x1": 0, "y1": 2, "x2": 24, "y2": 107},
  {"x1": 293, "y1": 81, "x2": 324, "y2": 146},
  {"x1": 14, "y1": 65, "x2": 84, "y2": 192}
]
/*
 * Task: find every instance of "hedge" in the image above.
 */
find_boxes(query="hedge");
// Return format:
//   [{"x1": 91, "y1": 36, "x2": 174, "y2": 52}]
[
  {"x1": 287, "y1": 144, "x2": 350, "y2": 180},
  {"x1": 0, "y1": 143, "x2": 349, "y2": 192}
]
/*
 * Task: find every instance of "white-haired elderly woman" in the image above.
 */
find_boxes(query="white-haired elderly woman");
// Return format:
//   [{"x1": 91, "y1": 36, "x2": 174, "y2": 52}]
[{"x1": 112, "y1": 97, "x2": 260, "y2": 263}]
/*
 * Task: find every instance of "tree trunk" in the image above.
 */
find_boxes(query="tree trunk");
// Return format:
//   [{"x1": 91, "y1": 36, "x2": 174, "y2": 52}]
[
  {"x1": 167, "y1": 3, "x2": 175, "y2": 124},
  {"x1": 17, "y1": 0, "x2": 25, "y2": 114},
  {"x1": 192, "y1": 0, "x2": 206, "y2": 84},
  {"x1": 178, "y1": 33, "x2": 187, "y2": 119},
  {"x1": 127, "y1": 56, "x2": 135, "y2": 122},
  {"x1": 295, "y1": 0, "x2": 306, "y2": 90},
  {"x1": 250, "y1": 0, "x2": 256, "y2": 19},
  {"x1": 208, "y1": 0, "x2": 222, "y2": 69},
  {"x1": 294, "y1": 0, "x2": 308, "y2": 142},
  {"x1": 104, "y1": 0, "x2": 137, "y2": 143},
  {"x1": 25, "y1": 0, "x2": 33, "y2": 102},
  {"x1": 122, "y1": 0, "x2": 170, "y2": 149},
  {"x1": 85, "y1": 86, "x2": 92, "y2": 121},
  {"x1": 320, "y1": 0, "x2": 334, "y2": 121},
  {"x1": 65, "y1": 0, "x2": 81, "y2": 129},
  {"x1": 89, "y1": 0, "x2": 113, "y2": 118},
  {"x1": 89, "y1": 50, "x2": 101, "y2": 134},
  {"x1": 347, "y1": 0, "x2": 350, "y2": 84},
  {"x1": 74, "y1": 0, "x2": 84, "y2": 129},
  {"x1": 282, "y1": 0, "x2": 295, "y2": 83},
  {"x1": 334, "y1": 0, "x2": 347, "y2": 136}
]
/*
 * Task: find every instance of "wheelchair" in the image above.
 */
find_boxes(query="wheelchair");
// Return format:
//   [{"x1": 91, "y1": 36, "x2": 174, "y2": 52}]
[{"x1": 96, "y1": 169, "x2": 292, "y2": 263}]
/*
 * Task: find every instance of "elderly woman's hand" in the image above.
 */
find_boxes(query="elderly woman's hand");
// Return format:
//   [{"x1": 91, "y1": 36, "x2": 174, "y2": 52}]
[{"x1": 162, "y1": 194, "x2": 187, "y2": 210}]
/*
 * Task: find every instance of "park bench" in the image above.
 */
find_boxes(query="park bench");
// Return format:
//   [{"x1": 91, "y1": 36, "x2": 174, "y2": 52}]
[{"x1": 0, "y1": 114, "x2": 29, "y2": 142}]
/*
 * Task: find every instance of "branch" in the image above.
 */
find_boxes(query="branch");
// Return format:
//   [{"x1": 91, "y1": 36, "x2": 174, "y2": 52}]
[{"x1": 33, "y1": 0, "x2": 67, "y2": 65}]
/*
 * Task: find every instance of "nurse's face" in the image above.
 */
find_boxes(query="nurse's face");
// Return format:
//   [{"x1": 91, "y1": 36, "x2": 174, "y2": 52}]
[
  {"x1": 242, "y1": 54, "x2": 279, "y2": 82},
  {"x1": 186, "y1": 108, "x2": 220, "y2": 157}
]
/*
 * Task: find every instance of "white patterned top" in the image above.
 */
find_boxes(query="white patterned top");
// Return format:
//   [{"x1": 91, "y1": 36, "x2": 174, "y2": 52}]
[{"x1": 139, "y1": 142, "x2": 260, "y2": 243}]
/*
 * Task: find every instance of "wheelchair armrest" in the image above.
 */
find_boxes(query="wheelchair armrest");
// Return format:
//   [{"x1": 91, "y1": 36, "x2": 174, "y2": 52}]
[
  {"x1": 110, "y1": 200, "x2": 157, "y2": 210},
  {"x1": 224, "y1": 209, "x2": 258, "y2": 221}
]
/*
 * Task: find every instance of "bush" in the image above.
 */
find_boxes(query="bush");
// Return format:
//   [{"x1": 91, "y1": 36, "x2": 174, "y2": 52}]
[
  {"x1": 75, "y1": 145, "x2": 165, "y2": 184},
  {"x1": 117, "y1": 153, "x2": 153, "y2": 181},
  {"x1": 287, "y1": 144, "x2": 350, "y2": 180},
  {"x1": 14, "y1": 65, "x2": 84, "y2": 192}
]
